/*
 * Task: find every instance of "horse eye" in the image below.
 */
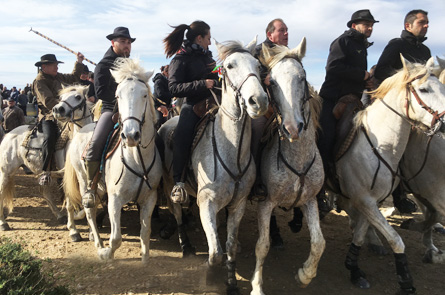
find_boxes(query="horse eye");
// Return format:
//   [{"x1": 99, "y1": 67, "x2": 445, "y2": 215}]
[
  {"x1": 419, "y1": 88, "x2": 429, "y2": 93},
  {"x1": 227, "y1": 64, "x2": 233, "y2": 69},
  {"x1": 75, "y1": 95, "x2": 81, "y2": 100}
]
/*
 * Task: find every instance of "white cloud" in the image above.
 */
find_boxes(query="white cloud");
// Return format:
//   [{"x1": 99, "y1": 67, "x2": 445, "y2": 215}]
[{"x1": 0, "y1": 0, "x2": 443, "y2": 91}]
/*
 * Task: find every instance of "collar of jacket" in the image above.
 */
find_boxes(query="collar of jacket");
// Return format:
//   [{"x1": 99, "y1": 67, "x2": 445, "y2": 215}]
[
  {"x1": 346, "y1": 28, "x2": 373, "y2": 48},
  {"x1": 400, "y1": 30, "x2": 427, "y2": 46},
  {"x1": 38, "y1": 69, "x2": 57, "y2": 80},
  {"x1": 177, "y1": 40, "x2": 212, "y2": 57}
]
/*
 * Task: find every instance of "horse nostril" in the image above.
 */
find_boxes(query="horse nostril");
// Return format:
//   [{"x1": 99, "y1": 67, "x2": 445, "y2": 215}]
[
  {"x1": 298, "y1": 122, "x2": 304, "y2": 134},
  {"x1": 248, "y1": 96, "x2": 255, "y2": 106},
  {"x1": 121, "y1": 133, "x2": 127, "y2": 140},
  {"x1": 133, "y1": 132, "x2": 140, "y2": 142}
]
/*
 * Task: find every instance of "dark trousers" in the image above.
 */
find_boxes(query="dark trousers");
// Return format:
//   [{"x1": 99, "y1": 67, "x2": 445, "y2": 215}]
[
  {"x1": 85, "y1": 111, "x2": 115, "y2": 162},
  {"x1": 155, "y1": 110, "x2": 166, "y2": 130},
  {"x1": 317, "y1": 99, "x2": 337, "y2": 174},
  {"x1": 173, "y1": 103, "x2": 200, "y2": 183},
  {"x1": 41, "y1": 120, "x2": 59, "y2": 171}
]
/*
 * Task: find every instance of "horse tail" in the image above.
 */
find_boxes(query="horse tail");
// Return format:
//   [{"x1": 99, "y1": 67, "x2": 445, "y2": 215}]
[
  {"x1": 0, "y1": 173, "x2": 15, "y2": 214},
  {"x1": 62, "y1": 150, "x2": 82, "y2": 210}
]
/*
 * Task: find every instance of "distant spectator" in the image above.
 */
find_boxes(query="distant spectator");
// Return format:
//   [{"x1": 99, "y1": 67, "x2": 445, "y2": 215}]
[
  {"x1": 17, "y1": 90, "x2": 28, "y2": 115},
  {"x1": 1, "y1": 86, "x2": 10, "y2": 100},
  {"x1": 152, "y1": 65, "x2": 173, "y2": 129},
  {"x1": 2, "y1": 97, "x2": 25, "y2": 133},
  {"x1": 24, "y1": 83, "x2": 31, "y2": 94},
  {"x1": 80, "y1": 64, "x2": 97, "y2": 103},
  {"x1": 9, "y1": 87, "x2": 19, "y2": 101}
]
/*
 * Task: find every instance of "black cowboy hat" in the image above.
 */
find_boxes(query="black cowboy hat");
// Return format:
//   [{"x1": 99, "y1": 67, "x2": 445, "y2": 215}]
[
  {"x1": 35, "y1": 54, "x2": 64, "y2": 67},
  {"x1": 83, "y1": 64, "x2": 89, "y2": 73},
  {"x1": 347, "y1": 9, "x2": 379, "y2": 28},
  {"x1": 106, "y1": 27, "x2": 136, "y2": 42}
]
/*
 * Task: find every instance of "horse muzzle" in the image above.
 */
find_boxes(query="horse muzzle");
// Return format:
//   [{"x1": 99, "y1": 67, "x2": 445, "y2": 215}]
[
  {"x1": 121, "y1": 129, "x2": 141, "y2": 147},
  {"x1": 52, "y1": 105, "x2": 70, "y2": 121}
]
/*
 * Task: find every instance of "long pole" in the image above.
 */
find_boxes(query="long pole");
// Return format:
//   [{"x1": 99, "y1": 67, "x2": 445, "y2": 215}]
[{"x1": 29, "y1": 27, "x2": 97, "y2": 66}]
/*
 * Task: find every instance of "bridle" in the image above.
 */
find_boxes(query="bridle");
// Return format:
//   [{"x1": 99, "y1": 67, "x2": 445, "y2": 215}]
[
  {"x1": 266, "y1": 57, "x2": 313, "y2": 140},
  {"x1": 381, "y1": 73, "x2": 445, "y2": 136},
  {"x1": 58, "y1": 94, "x2": 91, "y2": 128},
  {"x1": 211, "y1": 64, "x2": 261, "y2": 121}
]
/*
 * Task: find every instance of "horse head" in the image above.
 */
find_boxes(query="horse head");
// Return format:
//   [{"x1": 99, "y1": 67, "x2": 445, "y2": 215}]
[
  {"x1": 53, "y1": 85, "x2": 90, "y2": 124},
  {"x1": 373, "y1": 55, "x2": 445, "y2": 137},
  {"x1": 260, "y1": 37, "x2": 314, "y2": 141},
  {"x1": 111, "y1": 58, "x2": 154, "y2": 147},
  {"x1": 215, "y1": 37, "x2": 268, "y2": 119},
  {"x1": 436, "y1": 56, "x2": 445, "y2": 84}
]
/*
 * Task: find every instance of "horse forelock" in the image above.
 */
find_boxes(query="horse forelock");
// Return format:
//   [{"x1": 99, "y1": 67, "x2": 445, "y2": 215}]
[
  {"x1": 371, "y1": 63, "x2": 430, "y2": 100},
  {"x1": 112, "y1": 57, "x2": 149, "y2": 86},
  {"x1": 259, "y1": 45, "x2": 301, "y2": 70},
  {"x1": 217, "y1": 41, "x2": 250, "y2": 63},
  {"x1": 58, "y1": 85, "x2": 88, "y2": 97}
]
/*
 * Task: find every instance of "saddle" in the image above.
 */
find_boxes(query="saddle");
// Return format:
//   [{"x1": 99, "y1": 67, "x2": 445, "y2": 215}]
[
  {"x1": 21, "y1": 121, "x2": 70, "y2": 152},
  {"x1": 333, "y1": 94, "x2": 363, "y2": 162}
]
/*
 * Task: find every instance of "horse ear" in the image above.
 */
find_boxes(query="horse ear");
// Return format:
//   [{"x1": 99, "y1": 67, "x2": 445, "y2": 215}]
[
  {"x1": 400, "y1": 53, "x2": 413, "y2": 74},
  {"x1": 110, "y1": 69, "x2": 118, "y2": 81},
  {"x1": 291, "y1": 37, "x2": 306, "y2": 61},
  {"x1": 436, "y1": 56, "x2": 445, "y2": 70},
  {"x1": 214, "y1": 39, "x2": 224, "y2": 56},
  {"x1": 144, "y1": 70, "x2": 154, "y2": 82},
  {"x1": 245, "y1": 35, "x2": 258, "y2": 54}
]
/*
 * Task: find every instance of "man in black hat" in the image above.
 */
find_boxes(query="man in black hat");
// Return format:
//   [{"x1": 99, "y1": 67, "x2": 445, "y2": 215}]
[
  {"x1": 317, "y1": 9, "x2": 378, "y2": 188},
  {"x1": 80, "y1": 64, "x2": 96, "y2": 103},
  {"x1": 82, "y1": 26, "x2": 135, "y2": 208},
  {"x1": 32, "y1": 52, "x2": 85, "y2": 185},
  {"x1": 372, "y1": 9, "x2": 431, "y2": 214}
]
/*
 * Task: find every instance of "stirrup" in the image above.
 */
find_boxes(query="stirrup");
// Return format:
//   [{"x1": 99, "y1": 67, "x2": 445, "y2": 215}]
[
  {"x1": 38, "y1": 172, "x2": 51, "y2": 186},
  {"x1": 82, "y1": 189, "x2": 96, "y2": 208},
  {"x1": 170, "y1": 182, "x2": 189, "y2": 204}
]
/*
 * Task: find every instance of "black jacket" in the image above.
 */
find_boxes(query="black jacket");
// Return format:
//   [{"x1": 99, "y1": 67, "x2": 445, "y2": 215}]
[
  {"x1": 152, "y1": 73, "x2": 173, "y2": 108},
  {"x1": 94, "y1": 47, "x2": 120, "y2": 112},
  {"x1": 319, "y1": 29, "x2": 371, "y2": 102},
  {"x1": 168, "y1": 41, "x2": 219, "y2": 106},
  {"x1": 374, "y1": 30, "x2": 431, "y2": 82}
]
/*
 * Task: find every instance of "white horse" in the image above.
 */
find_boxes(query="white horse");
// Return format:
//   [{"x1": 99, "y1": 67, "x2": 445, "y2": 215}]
[
  {"x1": 333, "y1": 56, "x2": 445, "y2": 294},
  {"x1": 63, "y1": 58, "x2": 161, "y2": 263},
  {"x1": 250, "y1": 39, "x2": 325, "y2": 295},
  {"x1": 0, "y1": 85, "x2": 92, "y2": 231},
  {"x1": 158, "y1": 38, "x2": 268, "y2": 294}
]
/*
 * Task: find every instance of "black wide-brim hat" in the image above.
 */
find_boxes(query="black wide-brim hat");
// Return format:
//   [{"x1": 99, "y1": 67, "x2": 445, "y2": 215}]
[
  {"x1": 347, "y1": 9, "x2": 379, "y2": 28},
  {"x1": 106, "y1": 26, "x2": 136, "y2": 43},
  {"x1": 35, "y1": 54, "x2": 64, "y2": 67}
]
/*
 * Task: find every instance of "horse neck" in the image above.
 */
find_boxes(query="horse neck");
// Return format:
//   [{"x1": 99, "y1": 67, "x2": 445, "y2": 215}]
[
  {"x1": 363, "y1": 96, "x2": 412, "y2": 165},
  {"x1": 215, "y1": 90, "x2": 251, "y2": 159},
  {"x1": 278, "y1": 120, "x2": 318, "y2": 162}
]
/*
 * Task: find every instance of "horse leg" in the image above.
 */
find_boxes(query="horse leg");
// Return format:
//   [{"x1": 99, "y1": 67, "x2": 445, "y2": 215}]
[
  {"x1": 84, "y1": 205, "x2": 104, "y2": 252},
  {"x1": 0, "y1": 173, "x2": 14, "y2": 231},
  {"x1": 170, "y1": 202, "x2": 195, "y2": 256},
  {"x1": 356, "y1": 200, "x2": 416, "y2": 294},
  {"x1": 345, "y1": 212, "x2": 371, "y2": 289},
  {"x1": 365, "y1": 226, "x2": 388, "y2": 256},
  {"x1": 41, "y1": 185, "x2": 66, "y2": 224},
  {"x1": 296, "y1": 198, "x2": 326, "y2": 287},
  {"x1": 65, "y1": 197, "x2": 82, "y2": 242},
  {"x1": 225, "y1": 200, "x2": 247, "y2": 295},
  {"x1": 251, "y1": 201, "x2": 274, "y2": 295},
  {"x1": 99, "y1": 194, "x2": 123, "y2": 261},
  {"x1": 138, "y1": 190, "x2": 157, "y2": 264}
]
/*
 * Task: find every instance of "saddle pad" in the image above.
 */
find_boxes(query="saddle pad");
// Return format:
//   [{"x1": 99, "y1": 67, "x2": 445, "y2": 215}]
[
  {"x1": 191, "y1": 107, "x2": 218, "y2": 152},
  {"x1": 334, "y1": 97, "x2": 362, "y2": 162},
  {"x1": 21, "y1": 125, "x2": 41, "y2": 150},
  {"x1": 105, "y1": 127, "x2": 121, "y2": 160},
  {"x1": 55, "y1": 124, "x2": 71, "y2": 151}
]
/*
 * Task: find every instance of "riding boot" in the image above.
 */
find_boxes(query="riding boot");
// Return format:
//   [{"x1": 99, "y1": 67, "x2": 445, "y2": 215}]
[
  {"x1": 249, "y1": 131, "x2": 268, "y2": 202},
  {"x1": 82, "y1": 160, "x2": 100, "y2": 208}
]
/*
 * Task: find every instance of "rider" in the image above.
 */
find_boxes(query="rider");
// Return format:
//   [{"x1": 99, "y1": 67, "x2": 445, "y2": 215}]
[
  {"x1": 82, "y1": 26, "x2": 135, "y2": 208},
  {"x1": 32, "y1": 53, "x2": 85, "y2": 185},
  {"x1": 164, "y1": 20, "x2": 219, "y2": 204},
  {"x1": 152, "y1": 65, "x2": 173, "y2": 130},
  {"x1": 318, "y1": 9, "x2": 377, "y2": 193},
  {"x1": 373, "y1": 10, "x2": 431, "y2": 214}
]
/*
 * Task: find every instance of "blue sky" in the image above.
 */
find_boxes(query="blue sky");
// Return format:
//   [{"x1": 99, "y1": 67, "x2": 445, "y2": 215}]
[{"x1": 1, "y1": 0, "x2": 444, "y2": 92}]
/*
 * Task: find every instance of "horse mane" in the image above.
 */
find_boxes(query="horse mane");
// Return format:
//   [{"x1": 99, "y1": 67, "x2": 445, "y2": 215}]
[
  {"x1": 308, "y1": 86, "x2": 322, "y2": 131},
  {"x1": 259, "y1": 44, "x2": 301, "y2": 70},
  {"x1": 354, "y1": 62, "x2": 431, "y2": 129},
  {"x1": 216, "y1": 41, "x2": 250, "y2": 62}
]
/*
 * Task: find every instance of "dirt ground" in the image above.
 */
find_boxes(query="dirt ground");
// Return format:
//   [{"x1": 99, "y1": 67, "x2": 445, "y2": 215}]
[{"x1": 1, "y1": 170, "x2": 444, "y2": 295}]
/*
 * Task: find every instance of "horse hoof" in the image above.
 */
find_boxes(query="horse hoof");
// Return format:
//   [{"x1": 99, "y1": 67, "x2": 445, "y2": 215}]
[
  {"x1": 422, "y1": 249, "x2": 434, "y2": 264},
  {"x1": 57, "y1": 215, "x2": 68, "y2": 225},
  {"x1": 368, "y1": 243, "x2": 388, "y2": 256},
  {"x1": 0, "y1": 223, "x2": 11, "y2": 231},
  {"x1": 182, "y1": 245, "x2": 196, "y2": 257},
  {"x1": 98, "y1": 248, "x2": 113, "y2": 260},
  {"x1": 433, "y1": 226, "x2": 445, "y2": 235},
  {"x1": 395, "y1": 287, "x2": 417, "y2": 295},
  {"x1": 294, "y1": 273, "x2": 309, "y2": 288},
  {"x1": 352, "y1": 277, "x2": 370, "y2": 289},
  {"x1": 400, "y1": 218, "x2": 415, "y2": 230},
  {"x1": 70, "y1": 233, "x2": 82, "y2": 242},
  {"x1": 226, "y1": 285, "x2": 240, "y2": 295}
]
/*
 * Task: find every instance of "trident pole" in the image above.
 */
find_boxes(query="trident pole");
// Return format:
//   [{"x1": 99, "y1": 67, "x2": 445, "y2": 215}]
[{"x1": 29, "y1": 27, "x2": 97, "y2": 66}]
